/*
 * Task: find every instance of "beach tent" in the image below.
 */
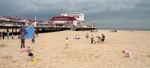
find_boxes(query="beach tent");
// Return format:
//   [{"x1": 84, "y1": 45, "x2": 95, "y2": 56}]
[{"x1": 24, "y1": 26, "x2": 36, "y2": 39}]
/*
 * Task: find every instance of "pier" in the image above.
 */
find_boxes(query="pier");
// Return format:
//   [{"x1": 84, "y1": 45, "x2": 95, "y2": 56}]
[{"x1": 0, "y1": 25, "x2": 96, "y2": 35}]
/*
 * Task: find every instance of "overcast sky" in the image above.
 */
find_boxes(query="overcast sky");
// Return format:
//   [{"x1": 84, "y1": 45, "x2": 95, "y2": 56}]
[{"x1": 0, "y1": 0, "x2": 150, "y2": 28}]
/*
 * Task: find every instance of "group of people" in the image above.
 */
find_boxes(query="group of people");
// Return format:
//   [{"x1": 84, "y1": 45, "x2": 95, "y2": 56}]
[
  {"x1": 20, "y1": 27, "x2": 36, "y2": 63},
  {"x1": 0, "y1": 31, "x2": 14, "y2": 40},
  {"x1": 64, "y1": 32, "x2": 106, "y2": 49},
  {"x1": 85, "y1": 33, "x2": 105, "y2": 44}
]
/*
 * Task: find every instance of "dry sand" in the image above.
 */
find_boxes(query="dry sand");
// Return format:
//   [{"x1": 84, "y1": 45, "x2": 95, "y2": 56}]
[{"x1": 0, "y1": 30, "x2": 150, "y2": 68}]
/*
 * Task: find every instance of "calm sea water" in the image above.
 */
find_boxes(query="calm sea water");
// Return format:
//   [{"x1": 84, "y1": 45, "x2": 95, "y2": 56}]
[{"x1": 96, "y1": 22, "x2": 150, "y2": 31}]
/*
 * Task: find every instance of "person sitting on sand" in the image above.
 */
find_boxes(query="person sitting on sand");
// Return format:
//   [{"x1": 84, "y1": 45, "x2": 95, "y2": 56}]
[
  {"x1": 91, "y1": 34, "x2": 95, "y2": 44},
  {"x1": 96, "y1": 36, "x2": 101, "y2": 43},
  {"x1": 74, "y1": 35, "x2": 80, "y2": 39},
  {"x1": 122, "y1": 50, "x2": 132, "y2": 58},
  {"x1": 28, "y1": 51, "x2": 34, "y2": 61},
  {"x1": 101, "y1": 34, "x2": 105, "y2": 43}
]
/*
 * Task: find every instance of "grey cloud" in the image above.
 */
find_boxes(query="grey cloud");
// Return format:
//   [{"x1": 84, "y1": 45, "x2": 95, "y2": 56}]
[{"x1": 0, "y1": 0, "x2": 150, "y2": 27}]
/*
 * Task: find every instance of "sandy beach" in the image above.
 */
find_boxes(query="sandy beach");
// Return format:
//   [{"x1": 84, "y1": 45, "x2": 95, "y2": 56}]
[{"x1": 0, "y1": 30, "x2": 150, "y2": 68}]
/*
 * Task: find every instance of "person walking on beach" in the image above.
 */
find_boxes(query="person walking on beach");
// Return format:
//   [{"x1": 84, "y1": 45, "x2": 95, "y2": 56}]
[
  {"x1": 101, "y1": 34, "x2": 105, "y2": 43},
  {"x1": 2, "y1": 31, "x2": 5, "y2": 40},
  {"x1": 65, "y1": 37, "x2": 69, "y2": 49}
]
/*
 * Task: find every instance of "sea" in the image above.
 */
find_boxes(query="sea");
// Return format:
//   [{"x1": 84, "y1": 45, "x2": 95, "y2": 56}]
[{"x1": 96, "y1": 23, "x2": 150, "y2": 31}]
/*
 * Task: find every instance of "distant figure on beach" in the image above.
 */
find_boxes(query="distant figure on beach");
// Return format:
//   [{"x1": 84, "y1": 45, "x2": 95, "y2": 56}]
[
  {"x1": 91, "y1": 34, "x2": 95, "y2": 44},
  {"x1": 74, "y1": 35, "x2": 80, "y2": 39},
  {"x1": 101, "y1": 34, "x2": 105, "y2": 43},
  {"x1": 65, "y1": 37, "x2": 69, "y2": 49},
  {"x1": 2, "y1": 31, "x2": 5, "y2": 40},
  {"x1": 96, "y1": 36, "x2": 101, "y2": 43},
  {"x1": 11, "y1": 33, "x2": 14, "y2": 39},
  {"x1": 122, "y1": 50, "x2": 132, "y2": 58},
  {"x1": 85, "y1": 33, "x2": 89, "y2": 39},
  {"x1": 7, "y1": 30, "x2": 10, "y2": 39}
]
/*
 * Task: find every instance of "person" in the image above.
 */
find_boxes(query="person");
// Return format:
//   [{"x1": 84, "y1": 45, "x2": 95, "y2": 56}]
[
  {"x1": 101, "y1": 34, "x2": 105, "y2": 43},
  {"x1": 28, "y1": 51, "x2": 34, "y2": 61},
  {"x1": 96, "y1": 36, "x2": 101, "y2": 43},
  {"x1": 2, "y1": 31, "x2": 5, "y2": 40},
  {"x1": 11, "y1": 33, "x2": 14, "y2": 39},
  {"x1": 65, "y1": 37, "x2": 69, "y2": 49},
  {"x1": 85, "y1": 33, "x2": 89, "y2": 39},
  {"x1": 20, "y1": 27, "x2": 26, "y2": 48},
  {"x1": 91, "y1": 34, "x2": 94, "y2": 44},
  {"x1": 74, "y1": 35, "x2": 80, "y2": 39},
  {"x1": 122, "y1": 50, "x2": 132, "y2": 58},
  {"x1": 7, "y1": 30, "x2": 10, "y2": 39},
  {"x1": 21, "y1": 36, "x2": 25, "y2": 48}
]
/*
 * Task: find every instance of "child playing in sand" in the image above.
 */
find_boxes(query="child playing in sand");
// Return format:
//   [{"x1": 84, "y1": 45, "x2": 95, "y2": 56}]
[
  {"x1": 101, "y1": 34, "x2": 105, "y2": 43},
  {"x1": 65, "y1": 37, "x2": 69, "y2": 49},
  {"x1": 28, "y1": 51, "x2": 34, "y2": 61},
  {"x1": 122, "y1": 50, "x2": 132, "y2": 58}
]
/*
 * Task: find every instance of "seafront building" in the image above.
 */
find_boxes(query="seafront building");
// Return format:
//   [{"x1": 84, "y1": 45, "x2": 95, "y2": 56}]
[
  {"x1": 0, "y1": 12, "x2": 94, "y2": 30},
  {"x1": 49, "y1": 12, "x2": 87, "y2": 28}
]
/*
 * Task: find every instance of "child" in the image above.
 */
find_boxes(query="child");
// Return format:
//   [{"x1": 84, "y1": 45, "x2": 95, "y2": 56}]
[
  {"x1": 65, "y1": 37, "x2": 68, "y2": 49},
  {"x1": 101, "y1": 34, "x2": 105, "y2": 43},
  {"x1": 28, "y1": 51, "x2": 34, "y2": 61},
  {"x1": 122, "y1": 50, "x2": 132, "y2": 58},
  {"x1": 96, "y1": 36, "x2": 101, "y2": 43}
]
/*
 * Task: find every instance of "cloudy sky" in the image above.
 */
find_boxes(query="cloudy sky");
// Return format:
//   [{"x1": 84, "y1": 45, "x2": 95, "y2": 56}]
[{"x1": 0, "y1": 0, "x2": 150, "y2": 28}]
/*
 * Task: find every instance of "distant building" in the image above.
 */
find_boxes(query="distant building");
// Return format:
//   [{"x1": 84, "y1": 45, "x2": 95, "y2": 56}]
[
  {"x1": 61, "y1": 12, "x2": 84, "y2": 22},
  {"x1": 49, "y1": 12, "x2": 85, "y2": 28},
  {"x1": 50, "y1": 16, "x2": 78, "y2": 27},
  {"x1": 0, "y1": 16, "x2": 25, "y2": 26}
]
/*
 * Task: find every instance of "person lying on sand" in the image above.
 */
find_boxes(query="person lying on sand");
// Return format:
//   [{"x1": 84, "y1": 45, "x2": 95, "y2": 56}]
[{"x1": 122, "y1": 50, "x2": 132, "y2": 58}]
